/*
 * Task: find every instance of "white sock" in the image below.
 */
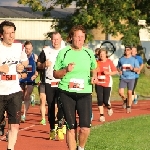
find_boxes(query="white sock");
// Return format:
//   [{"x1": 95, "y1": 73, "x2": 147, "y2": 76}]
[{"x1": 78, "y1": 146, "x2": 84, "y2": 150}]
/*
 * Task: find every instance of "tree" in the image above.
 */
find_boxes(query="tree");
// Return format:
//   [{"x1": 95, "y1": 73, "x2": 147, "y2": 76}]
[{"x1": 18, "y1": 0, "x2": 150, "y2": 46}]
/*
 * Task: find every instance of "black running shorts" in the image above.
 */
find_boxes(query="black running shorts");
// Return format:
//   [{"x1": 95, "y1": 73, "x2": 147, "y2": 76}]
[
  {"x1": 59, "y1": 89, "x2": 92, "y2": 129},
  {"x1": 0, "y1": 91, "x2": 23, "y2": 124}
]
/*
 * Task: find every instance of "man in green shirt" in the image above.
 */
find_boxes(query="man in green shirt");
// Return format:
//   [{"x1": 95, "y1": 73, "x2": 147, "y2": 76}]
[{"x1": 53, "y1": 25, "x2": 97, "y2": 150}]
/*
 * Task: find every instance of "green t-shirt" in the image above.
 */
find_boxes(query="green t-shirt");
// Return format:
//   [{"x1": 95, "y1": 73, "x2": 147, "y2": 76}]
[{"x1": 53, "y1": 46, "x2": 97, "y2": 93}]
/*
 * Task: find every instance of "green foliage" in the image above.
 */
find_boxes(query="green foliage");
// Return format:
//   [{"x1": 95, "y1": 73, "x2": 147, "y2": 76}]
[{"x1": 18, "y1": 0, "x2": 150, "y2": 45}]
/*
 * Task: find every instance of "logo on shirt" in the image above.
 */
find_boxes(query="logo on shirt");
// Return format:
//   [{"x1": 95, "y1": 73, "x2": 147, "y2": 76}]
[{"x1": 2, "y1": 58, "x2": 20, "y2": 65}]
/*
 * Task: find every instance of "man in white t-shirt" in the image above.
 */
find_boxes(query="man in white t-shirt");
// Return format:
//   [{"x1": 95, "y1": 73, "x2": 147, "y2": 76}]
[
  {"x1": 37, "y1": 32, "x2": 65, "y2": 140},
  {"x1": 0, "y1": 21, "x2": 28, "y2": 150}
]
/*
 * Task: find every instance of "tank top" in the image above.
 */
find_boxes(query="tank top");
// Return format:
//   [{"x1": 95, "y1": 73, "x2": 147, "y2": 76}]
[{"x1": 20, "y1": 53, "x2": 36, "y2": 83}]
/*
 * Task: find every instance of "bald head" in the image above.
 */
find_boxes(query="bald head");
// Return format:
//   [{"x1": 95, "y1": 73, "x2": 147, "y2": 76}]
[{"x1": 51, "y1": 32, "x2": 62, "y2": 50}]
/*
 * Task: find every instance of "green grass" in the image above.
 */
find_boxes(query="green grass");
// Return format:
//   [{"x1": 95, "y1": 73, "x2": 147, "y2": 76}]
[
  {"x1": 32, "y1": 74, "x2": 150, "y2": 101},
  {"x1": 85, "y1": 115, "x2": 150, "y2": 150}
]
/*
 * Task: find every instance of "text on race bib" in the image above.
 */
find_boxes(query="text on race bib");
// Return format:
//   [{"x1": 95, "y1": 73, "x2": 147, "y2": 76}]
[
  {"x1": 69, "y1": 78, "x2": 84, "y2": 90},
  {"x1": 98, "y1": 75, "x2": 106, "y2": 83},
  {"x1": 0, "y1": 75, "x2": 16, "y2": 81},
  {"x1": 26, "y1": 65, "x2": 32, "y2": 72},
  {"x1": 51, "y1": 81, "x2": 59, "y2": 87},
  {"x1": 122, "y1": 64, "x2": 131, "y2": 71}
]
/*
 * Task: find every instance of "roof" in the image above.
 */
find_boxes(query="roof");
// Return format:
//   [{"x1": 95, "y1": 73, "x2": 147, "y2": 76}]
[{"x1": 0, "y1": 6, "x2": 75, "y2": 19}]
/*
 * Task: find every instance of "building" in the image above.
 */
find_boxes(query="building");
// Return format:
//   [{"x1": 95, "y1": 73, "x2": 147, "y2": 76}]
[
  {"x1": 0, "y1": 6, "x2": 150, "y2": 61},
  {"x1": 0, "y1": 6, "x2": 75, "y2": 54}
]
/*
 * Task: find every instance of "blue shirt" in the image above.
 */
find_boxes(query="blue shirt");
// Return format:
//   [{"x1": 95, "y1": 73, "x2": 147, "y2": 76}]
[
  {"x1": 117, "y1": 56, "x2": 139, "y2": 79},
  {"x1": 20, "y1": 53, "x2": 36, "y2": 83},
  {"x1": 134, "y1": 55, "x2": 143, "y2": 78}
]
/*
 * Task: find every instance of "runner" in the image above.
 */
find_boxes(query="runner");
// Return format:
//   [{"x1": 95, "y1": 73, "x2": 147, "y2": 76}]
[
  {"x1": 53, "y1": 25, "x2": 97, "y2": 150},
  {"x1": 37, "y1": 32, "x2": 65, "y2": 139},
  {"x1": 95, "y1": 48, "x2": 117, "y2": 122},
  {"x1": 117, "y1": 46, "x2": 139, "y2": 113},
  {"x1": 0, "y1": 20, "x2": 28, "y2": 150},
  {"x1": 131, "y1": 47, "x2": 143, "y2": 104},
  {"x1": 20, "y1": 41, "x2": 38, "y2": 123}
]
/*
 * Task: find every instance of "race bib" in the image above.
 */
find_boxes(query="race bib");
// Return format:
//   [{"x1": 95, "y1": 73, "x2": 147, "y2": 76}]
[
  {"x1": 69, "y1": 78, "x2": 84, "y2": 90},
  {"x1": 26, "y1": 65, "x2": 32, "y2": 72},
  {"x1": 0, "y1": 74, "x2": 16, "y2": 81},
  {"x1": 122, "y1": 64, "x2": 131, "y2": 71},
  {"x1": 51, "y1": 81, "x2": 59, "y2": 87},
  {"x1": 98, "y1": 75, "x2": 106, "y2": 83}
]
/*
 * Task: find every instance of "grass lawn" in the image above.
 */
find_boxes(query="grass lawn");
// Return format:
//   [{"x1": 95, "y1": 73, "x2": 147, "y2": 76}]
[
  {"x1": 85, "y1": 115, "x2": 150, "y2": 150},
  {"x1": 32, "y1": 74, "x2": 150, "y2": 101}
]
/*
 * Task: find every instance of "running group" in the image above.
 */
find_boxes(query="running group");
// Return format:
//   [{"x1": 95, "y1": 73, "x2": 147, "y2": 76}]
[{"x1": 0, "y1": 20, "x2": 143, "y2": 150}]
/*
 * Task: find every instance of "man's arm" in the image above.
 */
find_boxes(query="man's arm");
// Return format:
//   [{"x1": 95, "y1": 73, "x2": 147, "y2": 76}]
[{"x1": 53, "y1": 68, "x2": 67, "y2": 79}]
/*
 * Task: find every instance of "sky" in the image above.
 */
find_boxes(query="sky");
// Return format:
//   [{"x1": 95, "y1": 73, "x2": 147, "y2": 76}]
[
  {"x1": 0, "y1": 0, "x2": 24, "y2": 6},
  {"x1": 0, "y1": 0, "x2": 76, "y2": 7}
]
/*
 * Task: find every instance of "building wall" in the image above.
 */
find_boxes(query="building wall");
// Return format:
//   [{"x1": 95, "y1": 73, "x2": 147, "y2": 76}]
[{"x1": 0, "y1": 18, "x2": 54, "y2": 40}]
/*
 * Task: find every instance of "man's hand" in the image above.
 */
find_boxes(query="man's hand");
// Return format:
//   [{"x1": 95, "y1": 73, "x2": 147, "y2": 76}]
[
  {"x1": 118, "y1": 70, "x2": 122, "y2": 75},
  {"x1": 31, "y1": 75, "x2": 38, "y2": 81},
  {"x1": 130, "y1": 66, "x2": 133, "y2": 71},
  {"x1": 137, "y1": 70, "x2": 140, "y2": 74},
  {"x1": 18, "y1": 72, "x2": 28, "y2": 79},
  {"x1": 66, "y1": 63, "x2": 75, "y2": 72},
  {"x1": 0, "y1": 64, "x2": 9, "y2": 74},
  {"x1": 16, "y1": 64, "x2": 24, "y2": 73}
]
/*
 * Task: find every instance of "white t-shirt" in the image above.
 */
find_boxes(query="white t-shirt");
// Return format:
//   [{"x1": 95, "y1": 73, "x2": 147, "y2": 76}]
[
  {"x1": 0, "y1": 43, "x2": 28, "y2": 95},
  {"x1": 44, "y1": 46, "x2": 64, "y2": 84}
]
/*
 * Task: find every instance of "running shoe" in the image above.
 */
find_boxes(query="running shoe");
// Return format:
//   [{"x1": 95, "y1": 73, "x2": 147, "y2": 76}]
[
  {"x1": 62, "y1": 125, "x2": 66, "y2": 134},
  {"x1": 133, "y1": 95, "x2": 138, "y2": 104},
  {"x1": 49, "y1": 129, "x2": 56, "y2": 140},
  {"x1": 100, "y1": 116, "x2": 105, "y2": 122},
  {"x1": 57, "y1": 128, "x2": 64, "y2": 140},
  {"x1": 40, "y1": 119, "x2": 46, "y2": 125},
  {"x1": 108, "y1": 109, "x2": 113, "y2": 116},
  {"x1": 21, "y1": 115, "x2": 26, "y2": 123}
]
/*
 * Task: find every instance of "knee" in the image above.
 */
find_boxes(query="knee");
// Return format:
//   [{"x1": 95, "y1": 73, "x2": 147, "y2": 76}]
[
  {"x1": 98, "y1": 100, "x2": 103, "y2": 106},
  {"x1": 80, "y1": 127, "x2": 90, "y2": 135},
  {"x1": 119, "y1": 89, "x2": 123, "y2": 96},
  {"x1": 127, "y1": 90, "x2": 132, "y2": 95}
]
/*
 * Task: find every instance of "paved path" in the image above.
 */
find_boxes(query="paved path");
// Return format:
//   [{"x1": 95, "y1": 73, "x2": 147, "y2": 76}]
[{"x1": 0, "y1": 100, "x2": 150, "y2": 150}]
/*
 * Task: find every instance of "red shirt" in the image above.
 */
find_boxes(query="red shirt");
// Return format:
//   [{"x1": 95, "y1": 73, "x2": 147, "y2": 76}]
[{"x1": 96, "y1": 59, "x2": 117, "y2": 87}]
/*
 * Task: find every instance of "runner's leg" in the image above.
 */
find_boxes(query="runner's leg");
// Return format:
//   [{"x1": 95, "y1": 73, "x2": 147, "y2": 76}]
[
  {"x1": 22, "y1": 85, "x2": 34, "y2": 121},
  {"x1": 39, "y1": 84, "x2": 46, "y2": 125},
  {"x1": 7, "y1": 92, "x2": 22, "y2": 150}
]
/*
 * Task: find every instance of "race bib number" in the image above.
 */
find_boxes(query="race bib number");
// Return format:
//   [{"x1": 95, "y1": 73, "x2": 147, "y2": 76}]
[
  {"x1": 98, "y1": 75, "x2": 106, "y2": 83},
  {"x1": 69, "y1": 78, "x2": 84, "y2": 90},
  {"x1": 51, "y1": 81, "x2": 59, "y2": 87},
  {"x1": 1, "y1": 75, "x2": 16, "y2": 81},
  {"x1": 26, "y1": 65, "x2": 32, "y2": 72},
  {"x1": 122, "y1": 64, "x2": 131, "y2": 71}
]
